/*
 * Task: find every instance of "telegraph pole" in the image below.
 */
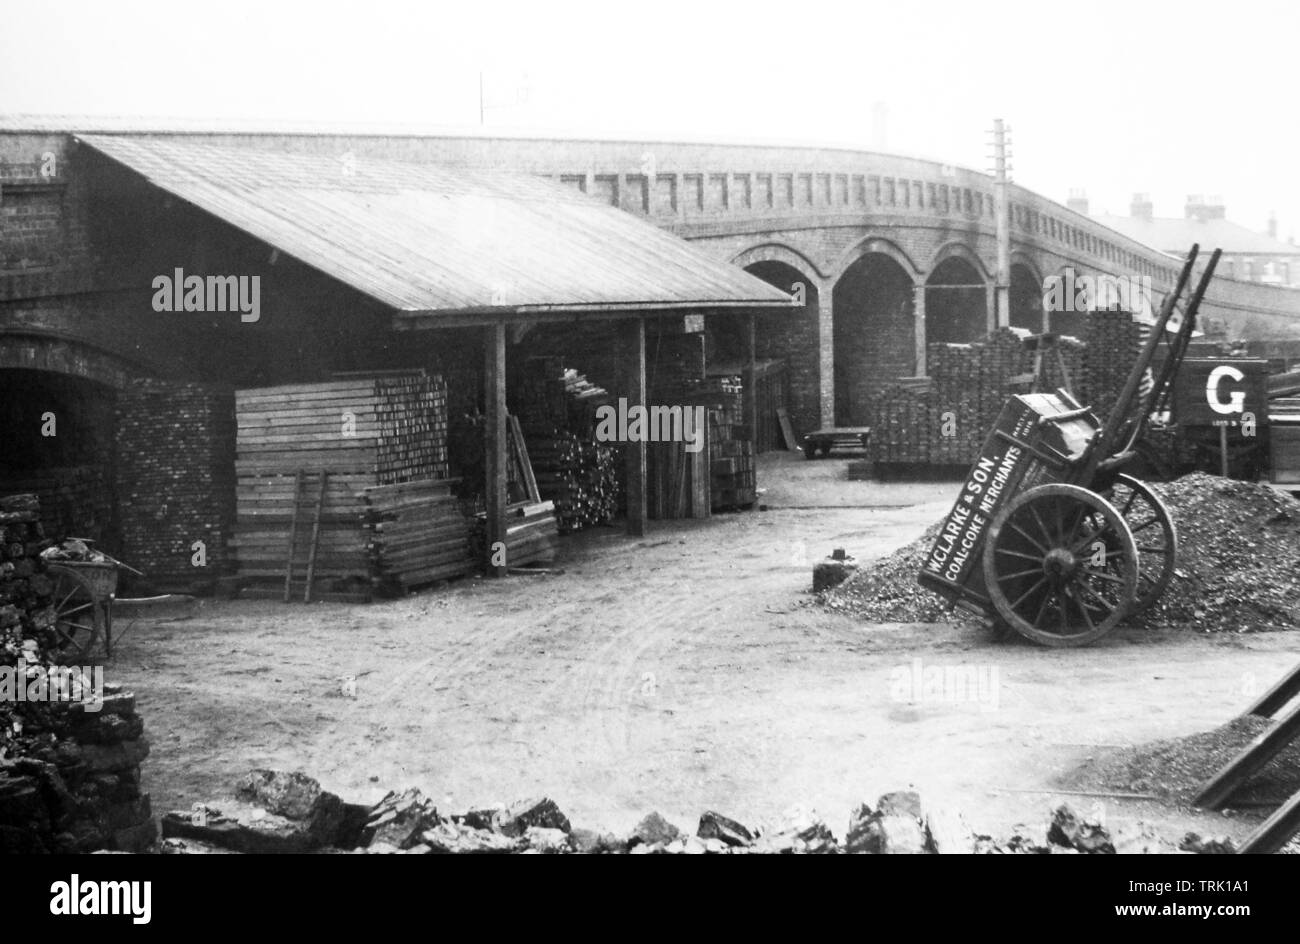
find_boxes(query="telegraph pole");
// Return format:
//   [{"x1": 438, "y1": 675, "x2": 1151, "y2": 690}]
[{"x1": 989, "y1": 119, "x2": 1012, "y2": 328}]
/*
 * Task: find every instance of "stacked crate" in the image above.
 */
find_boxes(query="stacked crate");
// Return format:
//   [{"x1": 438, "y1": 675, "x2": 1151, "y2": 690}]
[{"x1": 114, "y1": 379, "x2": 236, "y2": 582}]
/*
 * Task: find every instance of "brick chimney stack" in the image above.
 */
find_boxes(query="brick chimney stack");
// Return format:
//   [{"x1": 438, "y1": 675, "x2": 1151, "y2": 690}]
[
  {"x1": 1185, "y1": 194, "x2": 1226, "y2": 221},
  {"x1": 1130, "y1": 193, "x2": 1153, "y2": 221},
  {"x1": 1066, "y1": 188, "x2": 1089, "y2": 215},
  {"x1": 1268, "y1": 211, "x2": 1278, "y2": 239}
]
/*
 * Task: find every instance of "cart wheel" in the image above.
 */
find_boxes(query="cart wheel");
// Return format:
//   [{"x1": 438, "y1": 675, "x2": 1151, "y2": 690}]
[
  {"x1": 46, "y1": 565, "x2": 103, "y2": 661},
  {"x1": 1107, "y1": 474, "x2": 1176, "y2": 613},
  {"x1": 982, "y1": 483, "x2": 1138, "y2": 647},
  {"x1": 803, "y1": 443, "x2": 817, "y2": 460}
]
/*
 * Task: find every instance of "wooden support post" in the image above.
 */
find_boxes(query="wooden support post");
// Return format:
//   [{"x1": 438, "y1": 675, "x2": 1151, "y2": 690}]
[
  {"x1": 1220, "y1": 424, "x2": 1230, "y2": 478},
  {"x1": 484, "y1": 321, "x2": 508, "y2": 577},
  {"x1": 625, "y1": 316, "x2": 647, "y2": 537},
  {"x1": 745, "y1": 311, "x2": 758, "y2": 444}
]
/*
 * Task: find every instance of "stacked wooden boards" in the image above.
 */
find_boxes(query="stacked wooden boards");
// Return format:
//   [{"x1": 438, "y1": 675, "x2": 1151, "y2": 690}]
[
  {"x1": 363, "y1": 479, "x2": 474, "y2": 591},
  {"x1": 230, "y1": 374, "x2": 473, "y2": 596},
  {"x1": 520, "y1": 425, "x2": 620, "y2": 532},
  {"x1": 648, "y1": 437, "x2": 710, "y2": 519},
  {"x1": 474, "y1": 500, "x2": 561, "y2": 568},
  {"x1": 1083, "y1": 309, "x2": 1147, "y2": 422},
  {"x1": 870, "y1": 328, "x2": 1039, "y2": 467},
  {"x1": 869, "y1": 318, "x2": 1149, "y2": 472},
  {"x1": 234, "y1": 374, "x2": 449, "y2": 481}
]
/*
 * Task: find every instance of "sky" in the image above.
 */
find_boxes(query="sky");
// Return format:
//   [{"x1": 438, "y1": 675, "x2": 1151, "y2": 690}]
[{"x1": 2, "y1": 0, "x2": 1296, "y2": 240}]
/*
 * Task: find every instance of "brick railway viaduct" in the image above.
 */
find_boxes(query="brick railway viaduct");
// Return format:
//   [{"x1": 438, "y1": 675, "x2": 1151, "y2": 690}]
[{"x1": 4, "y1": 123, "x2": 1300, "y2": 440}]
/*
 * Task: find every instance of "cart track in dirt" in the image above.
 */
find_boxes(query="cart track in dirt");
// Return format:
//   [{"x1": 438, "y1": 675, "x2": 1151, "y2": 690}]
[{"x1": 112, "y1": 455, "x2": 1300, "y2": 844}]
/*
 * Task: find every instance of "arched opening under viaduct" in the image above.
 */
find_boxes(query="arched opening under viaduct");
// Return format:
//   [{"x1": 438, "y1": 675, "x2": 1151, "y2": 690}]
[
  {"x1": 1009, "y1": 262, "x2": 1045, "y2": 333},
  {"x1": 832, "y1": 254, "x2": 915, "y2": 426},
  {"x1": 740, "y1": 260, "x2": 821, "y2": 442},
  {"x1": 0, "y1": 368, "x2": 118, "y2": 543},
  {"x1": 925, "y1": 257, "x2": 988, "y2": 345}
]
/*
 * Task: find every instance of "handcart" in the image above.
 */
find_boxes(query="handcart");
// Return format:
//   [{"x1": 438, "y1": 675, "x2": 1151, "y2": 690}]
[
  {"x1": 46, "y1": 559, "x2": 118, "y2": 660},
  {"x1": 917, "y1": 245, "x2": 1221, "y2": 647}
]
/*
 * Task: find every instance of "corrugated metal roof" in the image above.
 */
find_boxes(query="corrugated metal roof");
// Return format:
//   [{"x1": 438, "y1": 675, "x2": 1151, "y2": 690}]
[{"x1": 76, "y1": 134, "x2": 794, "y2": 317}]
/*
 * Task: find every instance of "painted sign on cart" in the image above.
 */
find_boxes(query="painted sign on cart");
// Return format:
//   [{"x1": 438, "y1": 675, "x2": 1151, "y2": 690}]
[{"x1": 921, "y1": 398, "x2": 1038, "y2": 590}]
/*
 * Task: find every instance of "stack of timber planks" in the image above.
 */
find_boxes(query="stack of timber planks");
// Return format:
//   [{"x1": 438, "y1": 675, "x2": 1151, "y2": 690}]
[
  {"x1": 870, "y1": 328, "x2": 1038, "y2": 468},
  {"x1": 521, "y1": 426, "x2": 619, "y2": 532},
  {"x1": 362, "y1": 479, "x2": 474, "y2": 591},
  {"x1": 473, "y1": 499, "x2": 561, "y2": 568},
  {"x1": 230, "y1": 471, "x2": 371, "y2": 583},
  {"x1": 231, "y1": 373, "x2": 471, "y2": 595},
  {"x1": 1083, "y1": 309, "x2": 1146, "y2": 422},
  {"x1": 516, "y1": 357, "x2": 620, "y2": 533},
  {"x1": 870, "y1": 381, "x2": 937, "y2": 465},
  {"x1": 868, "y1": 318, "x2": 1149, "y2": 472},
  {"x1": 647, "y1": 436, "x2": 710, "y2": 519},
  {"x1": 234, "y1": 374, "x2": 449, "y2": 481}
]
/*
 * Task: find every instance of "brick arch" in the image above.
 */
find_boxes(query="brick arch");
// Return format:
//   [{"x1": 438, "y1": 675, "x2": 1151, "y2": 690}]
[
  {"x1": 833, "y1": 236, "x2": 922, "y2": 285},
  {"x1": 1009, "y1": 251, "x2": 1045, "y2": 289},
  {"x1": 0, "y1": 331, "x2": 138, "y2": 390},
  {"x1": 930, "y1": 241, "x2": 991, "y2": 282},
  {"x1": 729, "y1": 242, "x2": 826, "y2": 282}
]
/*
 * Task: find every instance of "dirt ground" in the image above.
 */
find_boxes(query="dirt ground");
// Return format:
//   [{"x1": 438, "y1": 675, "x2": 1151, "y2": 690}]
[{"x1": 111, "y1": 451, "x2": 1300, "y2": 846}]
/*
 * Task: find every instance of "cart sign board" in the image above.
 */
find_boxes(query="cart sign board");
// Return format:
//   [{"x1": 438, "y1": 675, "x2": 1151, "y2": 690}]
[
  {"x1": 1173, "y1": 359, "x2": 1269, "y2": 428},
  {"x1": 919, "y1": 397, "x2": 1039, "y2": 594}
]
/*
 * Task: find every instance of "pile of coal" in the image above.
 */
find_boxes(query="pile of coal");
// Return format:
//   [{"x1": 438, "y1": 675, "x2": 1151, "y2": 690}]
[
  {"x1": 1137, "y1": 474, "x2": 1300, "y2": 633},
  {"x1": 820, "y1": 472, "x2": 1300, "y2": 634},
  {"x1": 1064, "y1": 714, "x2": 1300, "y2": 805}
]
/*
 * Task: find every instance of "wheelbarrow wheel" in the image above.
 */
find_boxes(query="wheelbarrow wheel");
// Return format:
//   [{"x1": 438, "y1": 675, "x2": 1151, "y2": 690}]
[
  {"x1": 983, "y1": 483, "x2": 1138, "y2": 647},
  {"x1": 46, "y1": 564, "x2": 104, "y2": 662},
  {"x1": 1107, "y1": 474, "x2": 1176, "y2": 613}
]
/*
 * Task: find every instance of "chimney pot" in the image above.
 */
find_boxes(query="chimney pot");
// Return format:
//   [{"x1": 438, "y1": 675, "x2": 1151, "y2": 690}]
[{"x1": 1130, "y1": 192, "x2": 1153, "y2": 221}]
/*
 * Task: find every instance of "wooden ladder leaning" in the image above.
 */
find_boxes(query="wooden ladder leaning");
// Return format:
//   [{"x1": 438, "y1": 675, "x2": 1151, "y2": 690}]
[
  {"x1": 1193, "y1": 660, "x2": 1300, "y2": 853},
  {"x1": 284, "y1": 470, "x2": 329, "y2": 603}
]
